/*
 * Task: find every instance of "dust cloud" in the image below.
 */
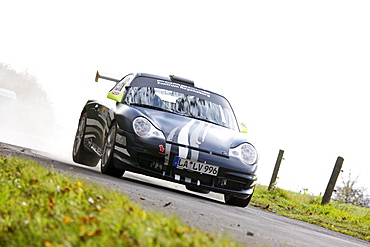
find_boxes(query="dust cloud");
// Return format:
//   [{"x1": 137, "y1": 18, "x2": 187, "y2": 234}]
[{"x1": 0, "y1": 63, "x2": 75, "y2": 161}]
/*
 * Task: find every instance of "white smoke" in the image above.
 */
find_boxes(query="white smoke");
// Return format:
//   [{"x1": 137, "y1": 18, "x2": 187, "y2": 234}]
[
  {"x1": 0, "y1": 63, "x2": 74, "y2": 161},
  {"x1": 0, "y1": 88, "x2": 16, "y2": 127}
]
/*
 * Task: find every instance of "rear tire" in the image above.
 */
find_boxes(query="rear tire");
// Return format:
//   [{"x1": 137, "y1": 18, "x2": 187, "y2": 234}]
[
  {"x1": 224, "y1": 193, "x2": 253, "y2": 207},
  {"x1": 72, "y1": 112, "x2": 93, "y2": 165},
  {"x1": 101, "y1": 122, "x2": 125, "y2": 178}
]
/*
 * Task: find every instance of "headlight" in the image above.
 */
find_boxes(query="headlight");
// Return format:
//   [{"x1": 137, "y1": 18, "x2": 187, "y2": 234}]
[
  {"x1": 230, "y1": 143, "x2": 258, "y2": 165},
  {"x1": 133, "y1": 117, "x2": 165, "y2": 139}
]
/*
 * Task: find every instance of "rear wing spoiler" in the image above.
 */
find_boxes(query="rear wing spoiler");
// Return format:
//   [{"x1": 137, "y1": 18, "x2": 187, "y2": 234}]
[{"x1": 95, "y1": 70, "x2": 121, "y2": 83}]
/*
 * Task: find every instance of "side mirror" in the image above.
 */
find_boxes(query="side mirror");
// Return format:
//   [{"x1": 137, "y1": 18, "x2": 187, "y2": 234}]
[
  {"x1": 107, "y1": 90, "x2": 124, "y2": 103},
  {"x1": 239, "y1": 123, "x2": 248, "y2": 133}
]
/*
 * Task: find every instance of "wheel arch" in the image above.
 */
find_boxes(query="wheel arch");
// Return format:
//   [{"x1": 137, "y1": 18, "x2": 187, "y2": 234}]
[{"x1": 72, "y1": 109, "x2": 100, "y2": 167}]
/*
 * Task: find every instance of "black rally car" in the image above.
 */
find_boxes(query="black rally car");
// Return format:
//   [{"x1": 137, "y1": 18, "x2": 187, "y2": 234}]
[{"x1": 73, "y1": 71, "x2": 258, "y2": 207}]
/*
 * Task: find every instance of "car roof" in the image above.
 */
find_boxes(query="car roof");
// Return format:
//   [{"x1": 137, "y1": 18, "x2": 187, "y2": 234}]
[
  {"x1": 129, "y1": 72, "x2": 229, "y2": 100},
  {"x1": 133, "y1": 73, "x2": 195, "y2": 87},
  {"x1": 135, "y1": 72, "x2": 169, "y2": 81}
]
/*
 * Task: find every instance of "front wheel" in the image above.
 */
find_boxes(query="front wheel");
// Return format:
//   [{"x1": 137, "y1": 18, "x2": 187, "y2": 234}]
[
  {"x1": 101, "y1": 123, "x2": 125, "y2": 178},
  {"x1": 224, "y1": 193, "x2": 253, "y2": 207},
  {"x1": 72, "y1": 112, "x2": 91, "y2": 165}
]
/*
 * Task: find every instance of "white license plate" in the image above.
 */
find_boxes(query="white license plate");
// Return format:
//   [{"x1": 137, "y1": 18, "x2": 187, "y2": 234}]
[{"x1": 173, "y1": 157, "x2": 219, "y2": 176}]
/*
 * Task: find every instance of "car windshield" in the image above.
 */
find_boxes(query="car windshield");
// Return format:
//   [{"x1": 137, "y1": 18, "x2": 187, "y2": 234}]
[{"x1": 125, "y1": 86, "x2": 238, "y2": 130}]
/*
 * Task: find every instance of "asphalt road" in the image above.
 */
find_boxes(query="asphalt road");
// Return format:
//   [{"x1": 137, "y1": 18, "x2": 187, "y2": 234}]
[{"x1": 1, "y1": 142, "x2": 368, "y2": 247}]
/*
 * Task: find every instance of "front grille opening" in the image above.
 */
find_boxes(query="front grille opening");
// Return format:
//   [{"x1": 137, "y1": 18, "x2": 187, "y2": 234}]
[{"x1": 215, "y1": 176, "x2": 252, "y2": 191}]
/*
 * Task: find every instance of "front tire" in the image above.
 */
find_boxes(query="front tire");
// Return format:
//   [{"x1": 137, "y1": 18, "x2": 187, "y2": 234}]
[
  {"x1": 224, "y1": 193, "x2": 253, "y2": 207},
  {"x1": 72, "y1": 112, "x2": 91, "y2": 165},
  {"x1": 101, "y1": 122, "x2": 125, "y2": 178}
]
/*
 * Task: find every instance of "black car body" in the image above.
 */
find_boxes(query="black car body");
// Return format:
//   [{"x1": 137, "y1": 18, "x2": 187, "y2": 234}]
[{"x1": 73, "y1": 72, "x2": 258, "y2": 207}]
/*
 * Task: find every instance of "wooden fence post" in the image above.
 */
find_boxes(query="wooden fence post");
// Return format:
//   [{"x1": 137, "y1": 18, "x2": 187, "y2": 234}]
[
  {"x1": 268, "y1": 149, "x2": 284, "y2": 191},
  {"x1": 321, "y1": 156, "x2": 344, "y2": 205}
]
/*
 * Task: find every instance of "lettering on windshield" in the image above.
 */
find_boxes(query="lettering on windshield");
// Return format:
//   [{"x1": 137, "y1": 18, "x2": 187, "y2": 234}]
[{"x1": 157, "y1": 80, "x2": 211, "y2": 98}]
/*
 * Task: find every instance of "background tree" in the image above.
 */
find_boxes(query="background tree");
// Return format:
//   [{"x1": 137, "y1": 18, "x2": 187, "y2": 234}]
[{"x1": 333, "y1": 170, "x2": 370, "y2": 208}]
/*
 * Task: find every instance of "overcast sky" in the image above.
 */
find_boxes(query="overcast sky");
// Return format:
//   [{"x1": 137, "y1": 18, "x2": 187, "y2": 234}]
[{"x1": 1, "y1": 0, "x2": 370, "y2": 195}]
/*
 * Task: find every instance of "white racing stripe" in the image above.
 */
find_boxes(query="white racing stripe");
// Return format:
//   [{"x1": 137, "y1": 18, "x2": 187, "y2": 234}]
[
  {"x1": 189, "y1": 121, "x2": 206, "y2": 161},
  {"x1": 114, "y1": 146, "x2": 130, "y2": 156},
  {"x1": 165, "y1": 120, "x2": 209, "y2": 166},
  {"x1": 201, "y1": 123, "x2": 211, "y2": 142},
  {"x1": 177, "y1": 119, "x2": 196, "y2": 159},
  {"x1": 164, "y1": 127, "x2": 178, "y2": 165}
]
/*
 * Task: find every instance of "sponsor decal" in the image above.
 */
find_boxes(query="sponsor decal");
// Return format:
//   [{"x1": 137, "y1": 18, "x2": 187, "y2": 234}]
[{"x1": 157, "y1": 80, "x2": 210, "y2": 98}]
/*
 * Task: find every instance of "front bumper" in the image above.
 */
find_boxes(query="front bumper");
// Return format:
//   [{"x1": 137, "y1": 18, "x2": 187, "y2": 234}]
[{"x1": 113, "y1": 128, "x2": 257, "y2": 198}]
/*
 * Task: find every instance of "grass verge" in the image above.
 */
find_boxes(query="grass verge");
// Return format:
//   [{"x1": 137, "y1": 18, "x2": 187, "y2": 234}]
[
  {"x1": 251, "y1": 185, "x2": 370, "y2": 241},
  {"x1": 0, "y1": 156, "x2": 241, "y2": 247},
  {"x1": 1, "y1": 155, "x2": 369, "y2": 246}
]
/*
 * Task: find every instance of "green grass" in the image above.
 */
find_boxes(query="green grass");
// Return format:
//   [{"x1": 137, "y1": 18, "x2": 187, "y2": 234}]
[
  {"x1": 1, "y1": 155, "x2": 369, "y2": 246},
  {"x1": 251, "y1": 185, "x2": 370, "y2": 241},
  {"x1": 0, "y1": 156, "x2": 241, "y2": 247}
]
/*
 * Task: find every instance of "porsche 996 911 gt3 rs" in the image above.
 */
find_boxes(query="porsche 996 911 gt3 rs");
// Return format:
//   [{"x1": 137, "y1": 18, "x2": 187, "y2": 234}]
[{"x1": 72, "y1": 71, "x2": 258, "y2": 207}]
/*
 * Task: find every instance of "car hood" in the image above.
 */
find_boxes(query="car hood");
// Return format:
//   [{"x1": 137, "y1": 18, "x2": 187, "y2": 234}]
[{"x1": 139, "y1": 108, "x2": 243, "y2": 155}]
